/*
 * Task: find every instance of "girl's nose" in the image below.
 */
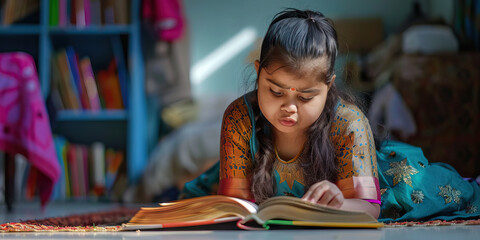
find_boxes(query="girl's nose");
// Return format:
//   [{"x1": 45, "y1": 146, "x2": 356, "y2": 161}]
[{"x1": 281, "y1": 102, "x2": 297, "y2": 113}]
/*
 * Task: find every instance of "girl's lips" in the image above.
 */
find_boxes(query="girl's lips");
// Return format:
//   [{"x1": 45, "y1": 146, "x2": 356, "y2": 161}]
[{"x1": 279, "y1": 118, "x2": 296, "y2": 127}]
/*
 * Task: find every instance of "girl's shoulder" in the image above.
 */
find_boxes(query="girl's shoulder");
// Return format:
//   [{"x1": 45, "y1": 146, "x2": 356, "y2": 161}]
[
  {"x1": 333, "y1": 98, "x2": 369, "y2": 128},
  {"x1": 222, "y1": 92, "x2": 254, "y2": 123}
]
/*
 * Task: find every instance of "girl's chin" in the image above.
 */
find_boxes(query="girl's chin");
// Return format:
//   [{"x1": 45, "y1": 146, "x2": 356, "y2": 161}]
[{"x1": 273, "y1": 125, "x2": 301, "y2": 134}]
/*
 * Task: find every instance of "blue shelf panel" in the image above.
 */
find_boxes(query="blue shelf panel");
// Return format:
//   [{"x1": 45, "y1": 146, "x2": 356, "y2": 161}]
[
  {"x1": 49, "y1": 25, "x2": 133, "y2": 35},
  {"x1": 0, "y1": 25, "x2": 41, "y2": 34},
  {"x1": 56, "y1": 110, "x2": 128, "y2": 121}
]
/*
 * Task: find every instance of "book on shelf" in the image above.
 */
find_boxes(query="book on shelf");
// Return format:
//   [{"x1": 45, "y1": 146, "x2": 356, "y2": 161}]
[
  {"x1": 123, "y1": 195, "x2": 384, "y2": 230},
  {"x1": 47, "y1": 0, "x2": 129, "y2": 27},
  {"x1": 97, "y1": 59, "x2": 124, "y2": 109},
  {"x1": 66, "y1": 46, "x2": 90, "y2": 110},
  {"x1": 52, "y1": 136, "x2": 68, "y2": 200},
  {"x1": 89, "y1": 0, "x2": 101, "y2": 25},
  {"x1": 55, "y1": 49, "x2": 82, "y2": 110},
  {"x1": 49, "y1": 0, "x2": 59, "y2": 26},
  {"x1": 101, "y1": 0, "x2": 115, "y2": 25},
  {"x1": 105, "y1": 148, "x2": 124, "y2": 192},
  {"x1": 90, "y1": 141, "x2": 106, "y2": 196},
  {"x1": 67, "y1": 144, "x2": 80, "y2": 198},
  {"x1": 78, "y1": 56, "x2": 101, "y2": 111},
  {"x1": 51, "y1": 46, "x2": 126, "y2": 112},
  {"x1": 111, "y1": 36, "x2": 129, "y2": 109},
  {"x1": 49, "y1": 137, "x2": 127, "y2": 201},
  {"x1": 113, "y1": 0, "x2": 129, "y2": 24}
]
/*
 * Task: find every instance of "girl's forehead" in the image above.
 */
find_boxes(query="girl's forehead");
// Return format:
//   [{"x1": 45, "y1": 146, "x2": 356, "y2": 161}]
[
  {"x1": 264, "y1": 57, "x2": 328, "y2": 78},
  {"x1": 263, "y1": 62, "x2": 327, "y2": 84},
  {"x1": 262, "y1": 65, "x2": 328, "y2": 88}
]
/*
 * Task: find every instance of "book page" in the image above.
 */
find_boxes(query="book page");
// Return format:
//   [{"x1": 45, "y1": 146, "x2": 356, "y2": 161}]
[
  {"x1": 256, "y1": 196, "x2": 377, "y2": 224},
  {"x1": 127, "y1": 195, "x2": 258, "y2": 225}
]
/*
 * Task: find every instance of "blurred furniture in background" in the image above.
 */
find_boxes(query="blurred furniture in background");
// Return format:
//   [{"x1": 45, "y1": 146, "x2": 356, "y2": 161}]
[{"x1": 391, "y1": 53, "x2": 480, "y2": 177}]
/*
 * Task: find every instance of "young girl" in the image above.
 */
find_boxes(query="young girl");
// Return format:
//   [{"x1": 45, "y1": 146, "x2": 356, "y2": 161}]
[{"x1": 182, "y1": 9, "x2": 480, "y2": 222}]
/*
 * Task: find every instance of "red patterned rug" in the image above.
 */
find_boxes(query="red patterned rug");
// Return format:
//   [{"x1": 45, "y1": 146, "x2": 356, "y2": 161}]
[
  {"x1": 1, "y1": 207, "x2": 139, "y2": 232},
  {"x1": 1, "y1": 208, "x2": 480, "y2": 232}
]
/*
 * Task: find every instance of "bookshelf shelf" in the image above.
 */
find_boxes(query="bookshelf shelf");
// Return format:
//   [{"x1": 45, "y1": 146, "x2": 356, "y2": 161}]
[
  {"x1": 49, "y1": 25, "x2": 132, "y2": 35},
  {"x1": 0, "y1": 25, "x2": 41, "y2": 34},
  {"x1": 56, "y1": 110, "x2": 128, "y2": 121}
]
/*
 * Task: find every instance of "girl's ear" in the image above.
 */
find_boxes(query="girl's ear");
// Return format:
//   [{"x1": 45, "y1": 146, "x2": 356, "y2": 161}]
[
  {"x1": 328, "y1": 74, "x2": 336, "y2": 88},
  {"x1": 254, "y1": 60, "x2": 260, "y2": 75}
]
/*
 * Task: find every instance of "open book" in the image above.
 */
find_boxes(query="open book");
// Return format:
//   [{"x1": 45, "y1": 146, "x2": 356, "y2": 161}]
[{"x1": 123, "y1": 195, "x2": 383, "y2": 230}]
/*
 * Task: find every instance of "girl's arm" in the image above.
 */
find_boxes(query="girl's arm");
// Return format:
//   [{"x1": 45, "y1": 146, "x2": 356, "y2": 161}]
[
  {"x1": 341, "y1": 198, "x2": 380, "y2": 218},
  {"x1": 324, "y1": 102, "x2": 381, "y2": 218},
  {"x1": 218, "y1": 97, "x2": 255, "y2": 200}
]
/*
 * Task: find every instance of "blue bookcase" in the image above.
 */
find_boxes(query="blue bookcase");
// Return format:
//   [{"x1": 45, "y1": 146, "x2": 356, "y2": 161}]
[{"x1": 0, "y1": 0, "x2": 148, "y2": 186}]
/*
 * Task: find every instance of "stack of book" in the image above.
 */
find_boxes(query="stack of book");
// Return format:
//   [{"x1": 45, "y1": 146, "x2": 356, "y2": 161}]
[
  {"x1": 47, "y1": 135, "x2": 127, "y2": 201},
  {"x1": 50, "y1": 44, "x2": 128, "y2": 112},
  {"x1": 48, "y1": 0, "x2": 130, "y2": 27}
]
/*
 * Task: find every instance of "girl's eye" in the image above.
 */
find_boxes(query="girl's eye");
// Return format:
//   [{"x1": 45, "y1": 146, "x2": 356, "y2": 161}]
[
  {"x1": 299, "y1": 96, "x2": 313, "y2": 102},
  {"x1": 270, "y1": 89, "x2": 283, "y2": 97}
]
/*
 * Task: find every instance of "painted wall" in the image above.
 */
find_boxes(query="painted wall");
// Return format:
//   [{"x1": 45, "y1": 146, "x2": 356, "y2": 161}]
[{"x1": 182, "y1": 0, "x2": 451, "y2": 97}]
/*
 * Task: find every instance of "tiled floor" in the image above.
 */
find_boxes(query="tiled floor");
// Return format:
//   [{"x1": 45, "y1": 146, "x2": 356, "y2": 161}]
[{"x1": 2, "y1": 201, "x2": 480, "y2": 239}]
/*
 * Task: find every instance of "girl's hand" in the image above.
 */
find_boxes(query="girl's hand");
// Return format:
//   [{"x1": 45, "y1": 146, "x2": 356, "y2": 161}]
[{"x1": 302, "y1": 180, "x2": 344, "y2": 208}]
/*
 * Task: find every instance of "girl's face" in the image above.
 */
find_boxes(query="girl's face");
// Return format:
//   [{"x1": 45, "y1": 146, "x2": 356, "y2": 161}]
[{"x1": 256, "y1": 61, "x2": 334, "y2": 137}]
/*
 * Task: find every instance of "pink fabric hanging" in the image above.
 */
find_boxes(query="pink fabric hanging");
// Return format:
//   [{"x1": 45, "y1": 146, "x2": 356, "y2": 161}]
[
  {"x1": 0, "y1": 52, "x2": 60, "y2": 207},
  {"x1": 142, "y1": 0, "x2": 185, "y2": 41}
]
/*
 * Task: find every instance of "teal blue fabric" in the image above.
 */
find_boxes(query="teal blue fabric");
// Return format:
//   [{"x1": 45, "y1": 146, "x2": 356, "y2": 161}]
[
  {"x1": 180, "y1": 161, "x2": 220, "y2": 199},
  {"x1": 377, "y1": 140, "x2": 480, "y2": 222}
]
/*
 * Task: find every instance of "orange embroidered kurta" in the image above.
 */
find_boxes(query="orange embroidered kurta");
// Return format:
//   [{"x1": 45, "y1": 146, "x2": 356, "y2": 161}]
[{"x1": 218, "y1": 93, "x2": 380, "y2": 203}]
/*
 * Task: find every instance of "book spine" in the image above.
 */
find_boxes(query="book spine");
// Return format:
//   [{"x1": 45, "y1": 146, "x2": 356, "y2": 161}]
[
  {"x1": 79, "y1": 57, "x2": 101, "y2": 111},
  {"x1": 66, "y1": 46, "x2": 89, "y2": 110},
  {"x1": 91, "y1": 142, "x2": 106, "y2": 196},
  {"x1": 81, "y1": 145, "x2": 90, "y2": 196},
  {"x1": 89, "y1": 0, "x2": 101, "y2": 25},
  {"x1": 83, "y1": 0, "x2": 90, "y2": 26},
  {"x1": 57, "y1": 50, "x2": 81, "y2": 110},
  {"x1": 53, "y1": 136, "x2": 68, "y2": 201},
  {"x1": 49, "y1": 0, "x2": 59, "y2": 26},
  {"x1": 111, "y1": 36, "x2": 128, "y2": 108},
  {"x1": 59, "y1": 0, "x2": 67, "y2": 27},
  {"x1": 75, "y1": 0, "x2": 85, "y2": 27},
  {"x1": 96, "y1": 60, "x2": 124, "y2": 109},
  {"x1": 67, "y1": 144, "x2": 80, "y2": 198},
  {"x1": 75, "y1": 144, "x2": 86, "y2": 198}
]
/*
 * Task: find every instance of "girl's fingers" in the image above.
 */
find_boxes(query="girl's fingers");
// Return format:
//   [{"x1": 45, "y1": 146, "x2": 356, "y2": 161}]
[
  {"x1": 326, "y1": 192, "x2": 344, "y2": 208},
  {"x1": 302, "y1": 181, "x2": 326, "y2": 202},
  {"x1": 302, "y1": 180, "x2": 344, "y2": 208}
]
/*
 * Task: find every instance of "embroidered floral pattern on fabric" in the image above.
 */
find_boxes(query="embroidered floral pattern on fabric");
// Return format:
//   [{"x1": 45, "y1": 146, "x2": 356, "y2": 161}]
[
  {"x1": 411, "y1": 190, "x2": 424, "y2": 204},
  {"x1": 273, "y1": 159, "x2": 304, "y2": 190},
  {"x1": 438, "y1": 184, "x2": 461, "y2": 204},
  {"x1": 466, "y1": 204, "x2": 478, "y2": 214},
  {"x1": 384, "y1": 159, "x2": 419, "y2": 187}
]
